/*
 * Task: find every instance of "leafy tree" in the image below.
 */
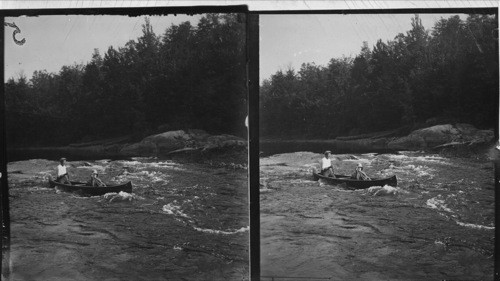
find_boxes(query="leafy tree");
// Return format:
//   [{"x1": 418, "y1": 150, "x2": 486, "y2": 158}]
[
  {"x1": 5, "y1": 14, "x2": 247, "y2": 147},
  {"x1": 260, "y1": 14, "x2": 498, "y2": 139}
]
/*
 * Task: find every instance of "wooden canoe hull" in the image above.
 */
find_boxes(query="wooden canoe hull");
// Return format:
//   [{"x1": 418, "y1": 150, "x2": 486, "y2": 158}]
[
  {"x1": 48, "y1": 180, "x2": 132, "y2": 196},
  {"x1": 313, "y1": 172, "x2": 397, "y2": 189}
]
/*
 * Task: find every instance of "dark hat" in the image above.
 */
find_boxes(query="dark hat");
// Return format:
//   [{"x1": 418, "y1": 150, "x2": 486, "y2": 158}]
[
  {"x1": 324, "y1": 150, "x2": 331, "y2": 154},
  {"x1": 60, "y1": 157, "x2": 66, "y2": 161}
]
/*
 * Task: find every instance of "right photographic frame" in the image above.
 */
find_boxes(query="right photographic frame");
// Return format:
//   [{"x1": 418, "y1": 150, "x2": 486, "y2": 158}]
[{"x1": 259, "y1": 10, "x2": 498, "y2": 280}]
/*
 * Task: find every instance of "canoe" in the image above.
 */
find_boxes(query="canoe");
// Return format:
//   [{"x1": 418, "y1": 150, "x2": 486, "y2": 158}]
[
  {"x1": 313, "y1": 172, "x2": 397, "y2": 189},
  {"x1": 48, "y1": 180, "x2": 132, "y2": 196}
]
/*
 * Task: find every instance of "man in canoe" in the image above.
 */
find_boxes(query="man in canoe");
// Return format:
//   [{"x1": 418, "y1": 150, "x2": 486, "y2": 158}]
[
  {"x1": 351, "y1": 163, "x2": 371, "y2": 180},
  {"x1": 88, "y1": 170, "x2": 106, "y2": 187},
  {"x1": 56, "y1": 157, "x2": 71, "y2": 185},
  {"x1": 321, "y1": 150, "x2": 336, "y2": 178}
]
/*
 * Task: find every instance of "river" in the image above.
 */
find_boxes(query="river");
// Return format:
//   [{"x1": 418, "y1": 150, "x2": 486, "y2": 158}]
[
  {"x1": 4, "y1": 157, "x2": 249, "y2": 280},
  {"x1": 260, "y1": 151, "x2": 494, "y2": 280}
]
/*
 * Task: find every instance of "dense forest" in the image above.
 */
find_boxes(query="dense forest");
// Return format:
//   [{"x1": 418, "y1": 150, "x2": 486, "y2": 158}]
[
  {"x1": 5, "y1": 13, "x2": 247, "y2": 147},
  {"x1": 260, "y1": 14, "x2": 498, "y2": 139}
]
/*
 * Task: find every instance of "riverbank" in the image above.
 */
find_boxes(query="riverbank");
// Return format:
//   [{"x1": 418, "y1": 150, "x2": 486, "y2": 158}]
[
  {"x1": 7, "y1": 129, "x2": 247, "y2": 164},
  {"x1": 260, "y1": 123, "x2": 495, "y2": 157}
]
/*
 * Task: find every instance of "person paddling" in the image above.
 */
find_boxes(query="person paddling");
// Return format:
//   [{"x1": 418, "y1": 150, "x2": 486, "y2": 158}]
[
  {"x1": 88, "y1": 170, "x2": 106, "y2": 187},
  {"x1": 351, "y1": 163, "x2": 371, "y2": 180},
  {"x1": 321, "y1": 150, "x2": 336, "y2": 178},
  {"x1": 56, "y1": 158, "x2": 71, "y2": 185}
]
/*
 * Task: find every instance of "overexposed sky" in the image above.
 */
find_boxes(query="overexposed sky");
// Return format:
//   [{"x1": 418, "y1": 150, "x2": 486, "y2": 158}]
[
  {"x1": 260, "y1": 13, "x2": 468, "y2": 83},
  {"x1": 5, "y1": 14, "x2": 202, "y2": 81},
  {"x1": 3, "y1": 12, "x2": 474, "y2": 84}
]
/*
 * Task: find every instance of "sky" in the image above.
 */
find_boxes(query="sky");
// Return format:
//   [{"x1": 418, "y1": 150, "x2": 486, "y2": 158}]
[
  {"x1": 5, "y1": 13, "x2": 469, "y2": 84},
  {"x1": 4, "y1": 14, "x2": 202, "y2": 81},
  {"x1": 260, "y1": 13, "x2": 467, "y2": 84}
]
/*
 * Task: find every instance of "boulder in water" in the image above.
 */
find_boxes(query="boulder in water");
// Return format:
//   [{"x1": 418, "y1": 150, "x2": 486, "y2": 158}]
[{"x1": 367, "y1": 185, "x2": 399, "y2": 196}]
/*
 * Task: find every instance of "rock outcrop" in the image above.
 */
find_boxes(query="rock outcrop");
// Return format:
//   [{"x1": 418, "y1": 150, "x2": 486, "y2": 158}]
[
  {"x1": 260, "y1": 123, "x2": 495, "y2": 154},
  {"x1": 387, "y1": 124, "x2": 494, "y2": 150},
  {"x1": 9, "y1": 130, "x2": 247, "y2": 160},
  {"x1": 120, "y1": 129, "x2": 246, "y2": 157}
]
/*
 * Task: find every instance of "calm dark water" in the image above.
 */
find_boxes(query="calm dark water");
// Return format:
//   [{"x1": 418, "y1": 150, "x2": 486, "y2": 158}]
[
  {"x1": 7, "y1": 149, "x2": 130, "y2": 162},
  {"x1": 260, "y1": 151, "x2": 494, "y2": 280},
  {"x1": 4, "y1": 158, "x2": 249, "y2": 280}
]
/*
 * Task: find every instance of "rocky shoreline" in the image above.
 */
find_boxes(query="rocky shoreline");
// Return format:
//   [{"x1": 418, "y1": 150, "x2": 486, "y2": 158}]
[
  {"x1": 7, "y1": 124, "x2": 496, "y2": 161},
  {"x1": 261, "y1": 123, "x2": 495, "y2": 156},
  {"x1": 8, "y1": 129, "x2": 247, "y2": 162}
]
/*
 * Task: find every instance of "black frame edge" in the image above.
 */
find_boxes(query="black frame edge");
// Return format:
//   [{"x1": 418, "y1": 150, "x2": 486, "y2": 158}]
[
  {"x1": 247, "y1": 13, "x2": 260, "y2": 281},
  {"x1": 0, "y1": 15, "x2": 11, "y2": 279},
  {"x1": 0, "y1": 5, "x2": 248, "y2": 17}
]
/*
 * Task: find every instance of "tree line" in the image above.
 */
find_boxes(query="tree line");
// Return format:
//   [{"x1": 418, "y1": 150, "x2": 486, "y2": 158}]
[
  {"x1": 260, "y1": 14, "x2": 498, "y2": 138},
  {"x1": 5, "y1": 14, "x2": 247, "y2": 147}
]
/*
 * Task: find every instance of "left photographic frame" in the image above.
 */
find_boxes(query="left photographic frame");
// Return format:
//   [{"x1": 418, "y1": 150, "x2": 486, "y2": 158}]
[{"x1": 1, "y1": 6, "x2": 252, "y2": 280}]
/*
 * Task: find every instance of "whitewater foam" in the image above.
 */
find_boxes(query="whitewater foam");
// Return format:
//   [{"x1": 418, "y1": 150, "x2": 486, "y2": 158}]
[
  {"x1": 426, "y1": 197, "x2": 453, "y2": 213},
  {"x1": 455, "y1": 221, "x2": 494, "y2": 230},
  {"x1": 103, "y1": 191, "x2": 143, "y2": 202},
  {"x1": 111, "y1": 170, "x2": 170, "y2": 184},
  {"x1": 380, "y1": 164, "x2": 435, "y2": 179},
  {"x1": 193, "y1": 226, "x2": 249, "y2": 235},
  {"x1": 76, "y1": 165, "x2": 106, "y2": 172},
  {"x1": 115, "y1": 160, "x2": 142, "y2": 166},
  {"x1": 162, "y1": 201, "x2": 190, "y2": 218},
  {"x1": 72, "y1": 194, "x2": 102, "y2": 199},
  {"x1": 367, "y1": 185, "x2": 400, "y2": 196},
  {"x1": 384, "y1": 153, "x2": 449, "y2": 165},
  {"x1": 341, "y1": 157, "x2": 374, "y2": 166}
]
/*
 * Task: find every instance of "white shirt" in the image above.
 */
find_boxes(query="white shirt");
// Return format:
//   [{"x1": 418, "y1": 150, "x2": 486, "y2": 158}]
[
  {"x1": 321, "y1": 157, "x2": 332, "y2": 170},
  {"x1": 57, "y1": 164, "x2": 67, "y2": 176}
]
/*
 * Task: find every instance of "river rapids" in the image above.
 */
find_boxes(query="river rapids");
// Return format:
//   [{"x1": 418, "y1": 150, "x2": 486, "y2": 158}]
[
  {"x1": 260, "y1": 151, "x2": 494, "y2": 280},
  {"x1": 4, "y1": 157, "x2": 249, "y2": 280}
]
